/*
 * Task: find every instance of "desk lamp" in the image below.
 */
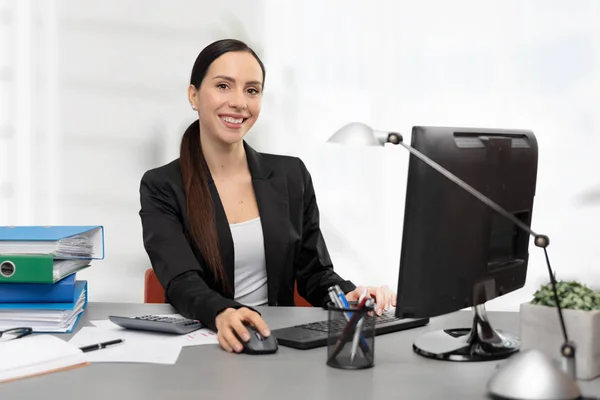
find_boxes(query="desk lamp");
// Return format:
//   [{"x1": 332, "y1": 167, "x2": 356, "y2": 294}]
[{"x1": 327, "y1": 122, "x2": 582, "y2": 400}]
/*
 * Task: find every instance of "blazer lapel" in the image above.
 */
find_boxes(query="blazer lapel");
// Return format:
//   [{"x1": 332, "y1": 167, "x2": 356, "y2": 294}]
[
  {"x1": 208, "y1": 181, "x2": 235, "y2": 297},
  {"x1": 170, "y1": 159, "x2": 234, "y2": 297},
  {"x1": 245, "y1": 142, "x2": 290, "y2": 305},
  {"x1": 206, "y1": 142, "x2": 290, "y2": 303}
]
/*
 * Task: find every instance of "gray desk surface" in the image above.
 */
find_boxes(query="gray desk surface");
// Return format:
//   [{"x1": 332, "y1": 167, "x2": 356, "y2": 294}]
[{"x1": 0, "y1": 303, "x2": 598, "y2": 399}]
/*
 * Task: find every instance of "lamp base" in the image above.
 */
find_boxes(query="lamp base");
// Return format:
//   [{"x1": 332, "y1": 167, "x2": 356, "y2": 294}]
[{"x1": 487, "y1": 350, "x2": 581, "y2": 400}]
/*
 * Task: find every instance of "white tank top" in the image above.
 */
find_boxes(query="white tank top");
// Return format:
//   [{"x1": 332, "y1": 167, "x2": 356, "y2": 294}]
[{"x1": 230, "y1": 217, "x2": 268, "y2": 306}]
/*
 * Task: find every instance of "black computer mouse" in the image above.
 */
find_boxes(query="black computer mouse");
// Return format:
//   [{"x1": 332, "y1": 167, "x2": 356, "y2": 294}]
[{"x1": 239, "y1": 324, "x2": 279, "y2": 354}]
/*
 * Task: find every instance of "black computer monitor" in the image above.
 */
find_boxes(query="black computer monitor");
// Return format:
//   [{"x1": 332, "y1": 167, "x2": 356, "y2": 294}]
[{"x1": 395, "y1": 126, "x2": 538, "y2": 362}]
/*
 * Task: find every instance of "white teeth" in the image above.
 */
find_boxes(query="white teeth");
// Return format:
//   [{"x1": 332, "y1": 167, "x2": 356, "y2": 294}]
[{"x1": 222, "y1": 116, "x2": 244, "y2": 124}]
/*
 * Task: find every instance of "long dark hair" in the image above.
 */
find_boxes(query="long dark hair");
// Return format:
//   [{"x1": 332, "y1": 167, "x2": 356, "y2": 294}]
[{"x1": 180, "y1": 39, "x2": 265, "y2": 294}]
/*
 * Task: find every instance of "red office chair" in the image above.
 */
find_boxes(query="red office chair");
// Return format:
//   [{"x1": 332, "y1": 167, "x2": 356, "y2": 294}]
[
  {"x1": 144, "y1": 269, "x2": 166, "y2": 303},
  {"x1": 144, "y1": 268, "x2": 312, "y2": 307}
]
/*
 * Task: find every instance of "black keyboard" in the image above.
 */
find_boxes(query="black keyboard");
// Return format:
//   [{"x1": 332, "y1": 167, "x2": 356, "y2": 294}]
[
  {"x1": 271, "y1": 311, "x2": 429, "y2": 350},
  {"x1": 297, "y1": 311, "x2": 402, "y2": 333}
]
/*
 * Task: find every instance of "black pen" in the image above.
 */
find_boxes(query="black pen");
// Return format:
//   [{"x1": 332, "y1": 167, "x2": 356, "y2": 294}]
[{"x1": 79, "y1": 339, "x2": 125, "y2": 353}]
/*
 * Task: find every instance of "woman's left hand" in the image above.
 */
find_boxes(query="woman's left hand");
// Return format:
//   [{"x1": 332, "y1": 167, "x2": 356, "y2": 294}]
[{"x1": 345, "y1": 285, "x2": 397, "y2": 315}]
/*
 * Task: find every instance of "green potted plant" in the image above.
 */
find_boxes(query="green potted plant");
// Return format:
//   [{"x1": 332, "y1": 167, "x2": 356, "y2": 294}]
[{"x1": 520, "y1": 280, "x2": 600, "y2": 380}]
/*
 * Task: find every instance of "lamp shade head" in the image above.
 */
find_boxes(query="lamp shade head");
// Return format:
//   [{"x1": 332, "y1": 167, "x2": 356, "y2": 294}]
[{"x1": 327, "y1": 122, "x2": 380, "y2": 146}]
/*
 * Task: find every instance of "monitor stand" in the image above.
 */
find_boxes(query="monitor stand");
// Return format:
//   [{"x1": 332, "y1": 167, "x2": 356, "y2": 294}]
[{"x1": 412, "y1": 304, "x2": 519, "y2": 361}]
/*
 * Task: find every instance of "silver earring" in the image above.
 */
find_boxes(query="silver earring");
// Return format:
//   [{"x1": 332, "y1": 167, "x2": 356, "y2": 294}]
[{"x1": 191, "y1": 105, "x2": 197, "y2": 111}]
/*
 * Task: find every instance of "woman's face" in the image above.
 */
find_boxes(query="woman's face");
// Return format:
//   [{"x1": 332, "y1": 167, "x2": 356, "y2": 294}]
[{"x1": 190, "y1": 51, "x2": 263, "y2": 146}]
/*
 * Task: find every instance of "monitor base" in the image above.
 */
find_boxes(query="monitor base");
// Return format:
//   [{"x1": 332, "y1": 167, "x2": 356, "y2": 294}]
[{"x1": 413, "y1": 304, "x2": 519, "y2": 362}]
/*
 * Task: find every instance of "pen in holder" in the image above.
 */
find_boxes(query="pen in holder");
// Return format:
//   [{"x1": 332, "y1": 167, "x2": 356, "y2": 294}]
[{"x1": 326, "y1": 299, "x2": 376, "y2": 370}]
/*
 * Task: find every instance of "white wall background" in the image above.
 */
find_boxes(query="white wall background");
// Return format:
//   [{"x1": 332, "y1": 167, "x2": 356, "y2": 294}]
[{"x1": 1, "y1": 0, "x2": 599, "y2": 310}]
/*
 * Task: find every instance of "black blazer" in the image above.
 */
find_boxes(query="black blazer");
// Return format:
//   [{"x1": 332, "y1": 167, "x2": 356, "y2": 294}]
[{"x1": 139, "y1": 141, "x2": 356, "y2": 330}]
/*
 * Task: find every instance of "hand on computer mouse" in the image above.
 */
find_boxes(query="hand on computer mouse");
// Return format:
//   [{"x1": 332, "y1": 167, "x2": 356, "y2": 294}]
[
  {"x1": 215, "y1": 307, "x2": 271, "y2": 353},
  {"x1": 345, "y1": 285, "x2": 397, "y2": 316}
]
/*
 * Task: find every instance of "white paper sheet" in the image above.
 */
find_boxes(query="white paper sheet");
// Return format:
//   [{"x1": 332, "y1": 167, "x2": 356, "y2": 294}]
[
  {"x1": 89, "y1": 314, "x2": 219, "y2": 347},
  {"x1": 0, "y1": 335, "x2": 87, "y2": 383},
  {"x1": 68, "y1": 327, "x2": 181, "y2": 365}
]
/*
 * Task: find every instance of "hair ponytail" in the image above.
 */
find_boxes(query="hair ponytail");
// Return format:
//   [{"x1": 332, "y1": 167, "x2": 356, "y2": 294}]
[{"x1": 180, "y1": 120, "x2": 230, "y2": 293}]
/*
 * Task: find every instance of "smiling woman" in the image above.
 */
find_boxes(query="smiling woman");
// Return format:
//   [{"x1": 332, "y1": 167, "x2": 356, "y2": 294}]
[
  {"x1": 190, "y1": 50, "x2": 264, "y2": 145},
  {"x1": 138, "y1": 39, "x2": 396, "y2": 354}
]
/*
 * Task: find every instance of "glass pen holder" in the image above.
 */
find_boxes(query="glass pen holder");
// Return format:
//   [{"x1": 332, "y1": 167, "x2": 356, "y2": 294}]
[{"x1": 326, "y1": 301, "x2": 376, "y2": 370}]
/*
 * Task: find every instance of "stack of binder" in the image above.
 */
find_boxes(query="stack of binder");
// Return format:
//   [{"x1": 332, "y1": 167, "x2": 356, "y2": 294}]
[{"x1": 0, "y1": 226, "x2": 104, "y2": 333}]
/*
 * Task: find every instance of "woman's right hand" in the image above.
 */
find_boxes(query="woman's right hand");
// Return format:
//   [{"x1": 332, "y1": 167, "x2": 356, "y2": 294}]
[{"x1": 214, "y1": 307, "x2": 271, "y2": 353}]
